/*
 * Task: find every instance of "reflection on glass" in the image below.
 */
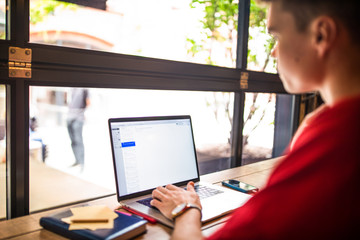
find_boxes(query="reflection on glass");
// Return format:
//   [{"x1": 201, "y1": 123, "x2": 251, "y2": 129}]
[
  {"x1": 247, "y1": 0, "x2": 277, "y2": 73},
  {"x1": 29, "y1": 86, "x2": 233, "y2": 212},
  {"x1": 242, "y1": 92, "x2": 276, "y2": 164},
  {"x1": 29, "y1": 0, "x2": 237, "y2": 68},
  {"x1": 0, "y1": 85, "x2": 6, "y2": 219},
  {"x1": 0, "y1": 0, "x2": 5, "y2": 40}
]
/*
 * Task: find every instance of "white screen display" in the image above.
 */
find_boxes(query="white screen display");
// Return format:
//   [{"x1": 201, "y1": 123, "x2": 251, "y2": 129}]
[{"x1": 110, "y1": 118, "x2": 199, "y2": 197}]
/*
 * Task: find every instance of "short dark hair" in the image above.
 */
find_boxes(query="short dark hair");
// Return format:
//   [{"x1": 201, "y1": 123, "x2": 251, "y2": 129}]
[{"x1": 261, "y1": 0, "x2": 360, "y2": 44}]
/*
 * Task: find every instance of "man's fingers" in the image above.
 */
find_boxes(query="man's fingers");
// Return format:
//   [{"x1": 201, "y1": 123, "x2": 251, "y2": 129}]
[
  {"x1": 152, "y1": 187, "x2": 167, "y2": 200},
  {"x1": 150, "y1": 198, "x2": 163, "y2": 210},
  {"x1": 156, "y1": 185, "x2": 170, "y2": 193},
  {"x1": 165, "y1": 184, "x2": 180, "y2": 191},
  {"x1": 186, "y1": 181, "x2": 195, "y2": 192}
]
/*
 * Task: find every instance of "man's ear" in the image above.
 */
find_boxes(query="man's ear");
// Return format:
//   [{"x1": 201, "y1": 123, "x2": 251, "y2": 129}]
[{"x1": 311, "y1": 16, "x2": 337, "y2": 58}]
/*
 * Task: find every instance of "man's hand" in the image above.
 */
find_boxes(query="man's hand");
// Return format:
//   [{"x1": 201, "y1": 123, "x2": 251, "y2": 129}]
[{"x1": 151, "y1": 181, "x2": 201, "y2": 220}]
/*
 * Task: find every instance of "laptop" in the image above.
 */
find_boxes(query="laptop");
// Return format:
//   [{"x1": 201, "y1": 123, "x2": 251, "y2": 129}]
[{"x1": 108, "y1": 115, "x2": 251, "y2": 228}]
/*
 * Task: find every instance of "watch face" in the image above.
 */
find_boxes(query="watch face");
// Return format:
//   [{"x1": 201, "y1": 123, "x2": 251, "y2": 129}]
[{"x1": 172, "y1": 203, "x2": 187, "y2": 215}]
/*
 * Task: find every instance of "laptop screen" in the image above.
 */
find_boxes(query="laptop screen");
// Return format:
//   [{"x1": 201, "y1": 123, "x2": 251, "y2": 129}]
[{"x1": 109, "y1": 116, "x2": 199, "y2": 200}]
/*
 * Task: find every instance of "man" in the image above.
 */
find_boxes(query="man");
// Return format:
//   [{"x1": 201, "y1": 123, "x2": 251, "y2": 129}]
[
  {"x1": 151, "y1": 0, "x2": 360, "y2": 239},
  {"x1": 67, "y1": 88, "x2": 89, "y2": 170}
]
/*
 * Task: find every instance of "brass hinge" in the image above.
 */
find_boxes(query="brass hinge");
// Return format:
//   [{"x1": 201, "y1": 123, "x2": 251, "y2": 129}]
[
  {"x1": 240, "y1": 71, "x2": 248, "y2": 89},
  {"x1": 8, "y1": 47, "x2": 32, "y2": 78}
]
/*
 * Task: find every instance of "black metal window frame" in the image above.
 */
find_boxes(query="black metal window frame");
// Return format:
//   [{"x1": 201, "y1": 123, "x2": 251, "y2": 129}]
[{"x1": 0, "y1": 0, "x2": 297, "y2": 219}]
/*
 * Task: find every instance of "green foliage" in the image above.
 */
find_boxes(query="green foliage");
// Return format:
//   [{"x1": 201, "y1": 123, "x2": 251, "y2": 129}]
[
  {"x1": 30, "y1": 0, "x2": 77, "y2": 25},
  {"x1": 191, "y1": 0, "x2": 238, "y2": 31},
  {"x1": 249, "y1": 0, "x2": 267, "y2": 28},
  {"x1": 186, "y1": 38, "x2": 202, "y2": 57},
  {"x1": 188, "y1": 0, "x2": 273, "y2": 69},
  {"x1": 189, "y1": 0, "x2": 238, "y2": 65},
  {"x1": 247, "y1": 0, "x2": 276, "y2": 71}
]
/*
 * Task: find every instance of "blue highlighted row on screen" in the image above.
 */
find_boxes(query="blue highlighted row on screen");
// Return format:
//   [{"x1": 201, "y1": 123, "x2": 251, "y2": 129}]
[{"x1": 121, "y1": 141, "x2": 136, "y2": 147}]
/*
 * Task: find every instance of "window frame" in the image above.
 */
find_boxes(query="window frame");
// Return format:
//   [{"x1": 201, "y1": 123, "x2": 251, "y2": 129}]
[{"x1": 0, "y1": 0, "x2": 296, "y2": 219}]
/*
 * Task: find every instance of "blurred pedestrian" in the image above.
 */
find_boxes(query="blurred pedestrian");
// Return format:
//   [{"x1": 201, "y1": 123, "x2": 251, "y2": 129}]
[{"x1": 67, "y1": 88, "x2": 90, "y2": 171}]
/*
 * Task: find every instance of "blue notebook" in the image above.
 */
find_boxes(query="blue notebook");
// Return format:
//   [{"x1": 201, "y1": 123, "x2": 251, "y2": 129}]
[{"x1": 40, "y1": 209, "x2": 147, "y2": 240}]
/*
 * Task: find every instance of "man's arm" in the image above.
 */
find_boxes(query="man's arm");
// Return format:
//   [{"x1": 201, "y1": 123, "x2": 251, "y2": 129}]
[
  {"x1": 171, "y1": 208, "x2": 203, "y2": 240},
  {"x1": 151, "y1": 182, "x2": 203, "y2": 240}
]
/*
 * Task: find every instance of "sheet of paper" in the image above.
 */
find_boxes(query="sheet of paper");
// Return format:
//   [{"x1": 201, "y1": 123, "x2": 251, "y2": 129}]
[
  {"x1": 61, "y1": 205, "x2": 118, "y2": 230},
  {"x1": 70, "y1": 205, "x2": 118, "y2": 221},
  {"x1": 62, "y1": 217, "x2": 114, "y2": 230}
]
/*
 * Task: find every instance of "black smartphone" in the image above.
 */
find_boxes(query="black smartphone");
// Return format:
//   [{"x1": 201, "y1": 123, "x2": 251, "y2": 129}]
[{"x1": 222, "y1": 179, "x2": 259, "y2": 194}]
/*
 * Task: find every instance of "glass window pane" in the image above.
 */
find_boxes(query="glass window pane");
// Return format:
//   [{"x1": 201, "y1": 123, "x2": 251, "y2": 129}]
[
  {"x1": 242, "y1": 92, "x2": 276, "y2": 164},
  {"x1": 0, "y1": 0, "x2": 5, "y2": 40},
  {"x1": 29, "y1": 0, "x2": 238, "y2": 68},
  {"x1": 0, "y1": 85, "x2": 6, "y2": 219},
  {"x1": 247, "y1": 0, "x2": 277, "y2": 73},
  {"x1": 29, "y1": 86, "x2": 233, "y2": 212}
]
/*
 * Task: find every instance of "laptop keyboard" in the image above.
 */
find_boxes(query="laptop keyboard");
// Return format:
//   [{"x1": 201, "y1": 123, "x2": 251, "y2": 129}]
[
  {"x1": 136, "y1": 185, "x2": 223, "y2": 208},
  {"x1": 194, "y1": 185, "x2": 223, "y2": 200},
  {"x1": 137, "y1": 197, "x2": 154, "y2": 208}
]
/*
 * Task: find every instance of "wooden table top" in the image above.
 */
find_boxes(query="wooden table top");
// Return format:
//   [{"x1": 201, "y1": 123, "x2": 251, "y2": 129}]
[{"x1": 0, "y1": 158, "x2": 281, "y2": 240}]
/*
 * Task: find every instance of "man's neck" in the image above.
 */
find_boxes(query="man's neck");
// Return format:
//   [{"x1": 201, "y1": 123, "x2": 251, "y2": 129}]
[
  {"x1": 320, "y1": 79, "x2": 360, "y2": 106},
  {"x1": 319, "y1": 45, "x2": 360, "y2": 105}
]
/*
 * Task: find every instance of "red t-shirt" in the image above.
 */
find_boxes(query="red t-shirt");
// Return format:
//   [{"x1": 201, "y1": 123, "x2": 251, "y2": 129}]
[{"x1": 207, "y1": 95, "x2": 360, "y2": 240}]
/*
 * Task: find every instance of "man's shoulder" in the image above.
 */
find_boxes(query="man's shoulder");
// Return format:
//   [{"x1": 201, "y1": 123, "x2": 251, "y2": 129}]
[{"x1": 279, "y1": 94, "x2": 360, "y2": 173}]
